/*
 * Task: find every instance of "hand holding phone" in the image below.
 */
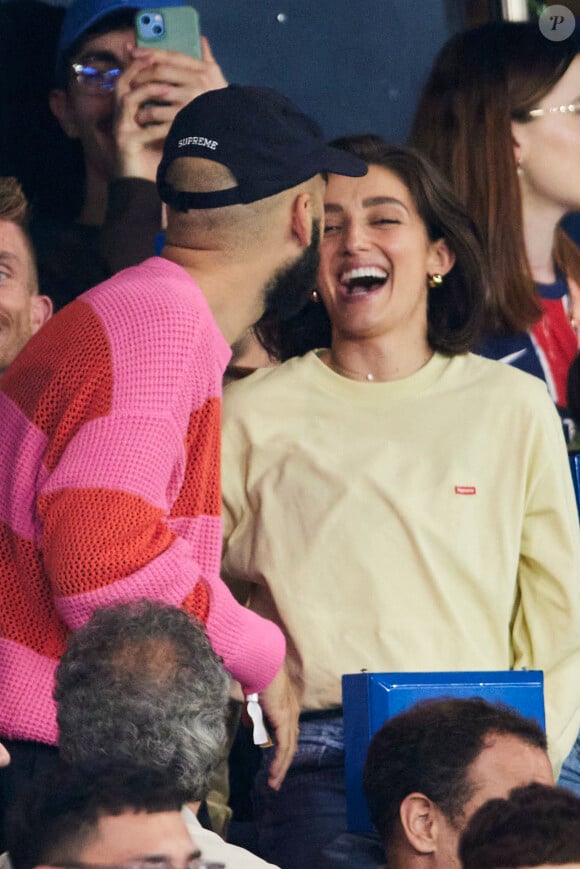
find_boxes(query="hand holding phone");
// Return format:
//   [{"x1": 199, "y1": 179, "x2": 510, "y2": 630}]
[
  {"x1": 135, "y1": 6, "x2": 202, "y2": 58},
  {"x1": 132, "y1": 6, "x2": 225, "y2": 102},
  {"x1": 112, "y1": 19, "x2": 227, "y2": 181}
]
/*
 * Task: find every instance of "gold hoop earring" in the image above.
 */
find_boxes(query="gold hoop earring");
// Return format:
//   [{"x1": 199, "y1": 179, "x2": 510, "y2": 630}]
[
  {"x1": 428, "y1": 274, "x2": 443, "y2": 289},
  {"x1": 311, "y1": 289, "x2": 319, "y2": 303}
]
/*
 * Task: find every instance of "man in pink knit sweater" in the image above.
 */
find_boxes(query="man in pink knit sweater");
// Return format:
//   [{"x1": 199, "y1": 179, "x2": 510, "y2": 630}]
[{"x1": 0, "y1": 85, "x2": 366, "y2": 842}]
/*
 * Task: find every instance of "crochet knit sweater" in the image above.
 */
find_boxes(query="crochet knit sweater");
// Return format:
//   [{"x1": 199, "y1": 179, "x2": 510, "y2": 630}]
[{"x1": 0, "y1": 256, "x2": 285, "y2": 745}]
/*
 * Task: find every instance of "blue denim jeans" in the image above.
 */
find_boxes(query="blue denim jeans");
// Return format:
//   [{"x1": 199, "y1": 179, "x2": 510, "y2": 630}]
[
  {"x1": 558, "y1": 729, "x2": 580, "y2": 796},
  {"x1": 252, "y1": 716, "x2": 385, "y2": 869}
]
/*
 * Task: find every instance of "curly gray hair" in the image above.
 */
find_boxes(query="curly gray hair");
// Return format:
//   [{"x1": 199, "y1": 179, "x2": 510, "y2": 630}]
[{"x1": 55, "y1": 600, "x2": 230, "y2": 801}]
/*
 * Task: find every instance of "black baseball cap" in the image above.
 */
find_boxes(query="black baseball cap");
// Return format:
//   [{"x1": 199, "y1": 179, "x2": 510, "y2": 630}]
[{"x1": 157, "y1": 85, "x2": 367, "y2": 211}]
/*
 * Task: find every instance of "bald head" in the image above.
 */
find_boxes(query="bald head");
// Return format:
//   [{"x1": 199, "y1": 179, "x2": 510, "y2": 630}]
[
  {"x1": 159, "y1": 156, "x2": 325, "y2": 347},
  {"x1": 164, "y1": 156, "x2": 324, "y2": 257}
]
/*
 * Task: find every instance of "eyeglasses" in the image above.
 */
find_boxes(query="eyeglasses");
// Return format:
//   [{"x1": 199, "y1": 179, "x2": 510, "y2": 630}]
[
  {"x1": 526, "y1": 102, "x2": 580, "y2": 119},
  {"x1": 71, "y1": 62, "x2": 122, "y2": 93}
]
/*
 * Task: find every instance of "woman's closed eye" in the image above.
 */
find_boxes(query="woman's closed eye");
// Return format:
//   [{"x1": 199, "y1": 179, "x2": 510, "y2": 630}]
[{"x1": 371, "y1": 217, "x2": 400, "y2": 226}]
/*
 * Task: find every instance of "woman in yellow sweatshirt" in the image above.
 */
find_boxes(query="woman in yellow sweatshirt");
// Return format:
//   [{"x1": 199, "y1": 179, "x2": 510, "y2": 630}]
[{"x1": 221, "y1": 136, "x2": 580, "y2": 869}]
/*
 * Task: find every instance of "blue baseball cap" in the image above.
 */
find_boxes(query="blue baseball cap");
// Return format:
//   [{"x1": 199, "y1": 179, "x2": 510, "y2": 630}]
[
  {"x1": 54, "y1": 0, "x2": 186, "y2": 87},
  {"x1": 157, "y1": 85, "x2": 368, "y2": 210}
]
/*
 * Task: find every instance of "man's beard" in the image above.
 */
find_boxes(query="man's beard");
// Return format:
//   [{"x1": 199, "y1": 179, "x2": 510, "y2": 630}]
[{"x1": 259, "y1": 218, "x2": 321, "y2": 326}]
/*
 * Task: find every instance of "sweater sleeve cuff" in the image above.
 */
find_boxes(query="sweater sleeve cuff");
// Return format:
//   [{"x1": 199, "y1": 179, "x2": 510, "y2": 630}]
[{"x1": 203, "y1": 573, "x2": 286, "y2": 694}]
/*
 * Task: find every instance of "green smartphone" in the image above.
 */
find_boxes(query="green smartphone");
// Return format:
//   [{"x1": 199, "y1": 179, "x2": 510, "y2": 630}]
[{"x1": 134, "y1": 6, "x2": 202, "y2": 58}]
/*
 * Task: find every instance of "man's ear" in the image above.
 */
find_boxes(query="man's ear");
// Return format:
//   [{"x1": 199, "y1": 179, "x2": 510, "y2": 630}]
[
  {"x1": 427, "y1": 237, "x2": 456, "y2": 279},
  {"x1": 399, "y1": 793, "x2": 439, "y2": 854},
  {"x1": 290, "y1": 191, "x2": 313, "y2": 249},
  {"x1": 30, "y1": 295, "x2": 53, "y2": 335},
  {"x1": 49, "y1": 89, "x2": 79, "y2": 139}
]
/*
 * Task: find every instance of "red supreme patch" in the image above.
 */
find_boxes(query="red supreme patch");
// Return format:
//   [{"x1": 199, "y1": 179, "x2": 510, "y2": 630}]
[{"x1": 455, "y1": 485, "x2": 476, "y2": 495}]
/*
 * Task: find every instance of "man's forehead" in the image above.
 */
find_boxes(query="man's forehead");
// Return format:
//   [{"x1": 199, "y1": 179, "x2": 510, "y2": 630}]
[
  {"x1": 466, "y1": 732, "x2": 553, "y2": 796},
  {"x1": 0, "y1": 220, "x2": 31, "y2": 260},
  {"x1": 73, "y1": 24, "x2": 134, "y2": 61},
  {"x1": 83, "y1": 809, "x2": 195, "y2": 863}
]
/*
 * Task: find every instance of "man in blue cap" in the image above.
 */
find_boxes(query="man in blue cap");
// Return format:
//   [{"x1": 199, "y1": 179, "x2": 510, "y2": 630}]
[{"x1": 34, "y1": 0, "x2": 226, "y2": 309}]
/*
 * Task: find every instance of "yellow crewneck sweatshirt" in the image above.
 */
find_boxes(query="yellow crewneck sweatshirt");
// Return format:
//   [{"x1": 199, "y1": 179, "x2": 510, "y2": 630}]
[{"x1": 222, "y1": 351, "x2": 580, "y2": 771}]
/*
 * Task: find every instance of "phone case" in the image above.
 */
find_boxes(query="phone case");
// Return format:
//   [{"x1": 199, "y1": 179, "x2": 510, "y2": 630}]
[{"x1": 135, "y1": 6, "x2": 202, "y2": 59}]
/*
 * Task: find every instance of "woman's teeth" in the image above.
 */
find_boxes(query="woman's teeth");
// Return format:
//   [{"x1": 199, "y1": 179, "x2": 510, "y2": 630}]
[{"x1": 340, "y1": 267, "x2": 389, "y2": 295}]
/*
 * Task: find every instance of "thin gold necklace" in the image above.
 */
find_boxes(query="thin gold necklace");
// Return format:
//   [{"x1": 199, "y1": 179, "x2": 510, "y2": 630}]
[
  {"x1": 325, "y1": 350, "x2": 433, "y2": 382},
  {"x1": 327, "y1": 357, "x2": 377, "y2": 381}
]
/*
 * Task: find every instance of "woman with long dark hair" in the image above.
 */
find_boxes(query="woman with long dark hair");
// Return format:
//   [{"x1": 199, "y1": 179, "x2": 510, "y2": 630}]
[
  {"x1": 409, "y1": 21, "x2": 580, "y2": 432},
  {"x1": 221, "y1": 136, "x2": 580, "y2": 869}
]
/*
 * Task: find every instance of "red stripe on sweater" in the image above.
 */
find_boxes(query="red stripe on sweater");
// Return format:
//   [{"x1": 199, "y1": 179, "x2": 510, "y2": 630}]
[
  {"x1": 1, "y1": 301, "x2": 113, "y2": 472},
  {"x1": 37, "y1": 488, "x2": 176, "y2": 596},
  {"x1": 171, "y1": 396, "x2": 222, "y2": 519},
  {"x1": 0, "y1": 524, "x2": 68, "y2": 659},
  {"x1": 182, "y1": 581, "x2": 211, "y2": 625}
]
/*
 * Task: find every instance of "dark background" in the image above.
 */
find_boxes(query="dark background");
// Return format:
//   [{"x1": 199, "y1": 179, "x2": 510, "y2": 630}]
[
  {"x1": 1, "y1": 0, "x2": 578, "y2": 232},
  {"x1": 0, "y1": 0, "x2": 498, "y2": 207},
  {"x1": 185, "y1": 0, "x2": 452, "y2": 143}
]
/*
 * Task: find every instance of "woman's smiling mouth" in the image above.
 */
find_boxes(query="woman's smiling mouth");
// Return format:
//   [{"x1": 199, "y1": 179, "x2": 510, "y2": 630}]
[{"x1": 338, "y1": 266, "x2": 389, "y2": 297}]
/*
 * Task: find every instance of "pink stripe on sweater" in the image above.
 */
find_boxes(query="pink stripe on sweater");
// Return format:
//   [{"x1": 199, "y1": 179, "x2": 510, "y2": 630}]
[
  {"x1": 167, "y1": 515, "x2": 223, "y2": 577},
  {"x1": 0, "y1": 396, "x2": 48, "y2": 540},
  {"x1": 40, "y1": 413, "x2": 185, "y2": 509},
  {"x1": 205, "y1": 575, "x2": 286, "y2": 694},
  {"x1": 55, "y1": 535, "x2": 203, "y2": 629},
  {"x1": 54, "y1": 530, "x2": 285, "y2": 693},
  {"x1": 87, "y1": 259, "x2": 230, "y2": 423},
  {"x1": 0, "y1": 639, "x2": 58, "y2": 744}
]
